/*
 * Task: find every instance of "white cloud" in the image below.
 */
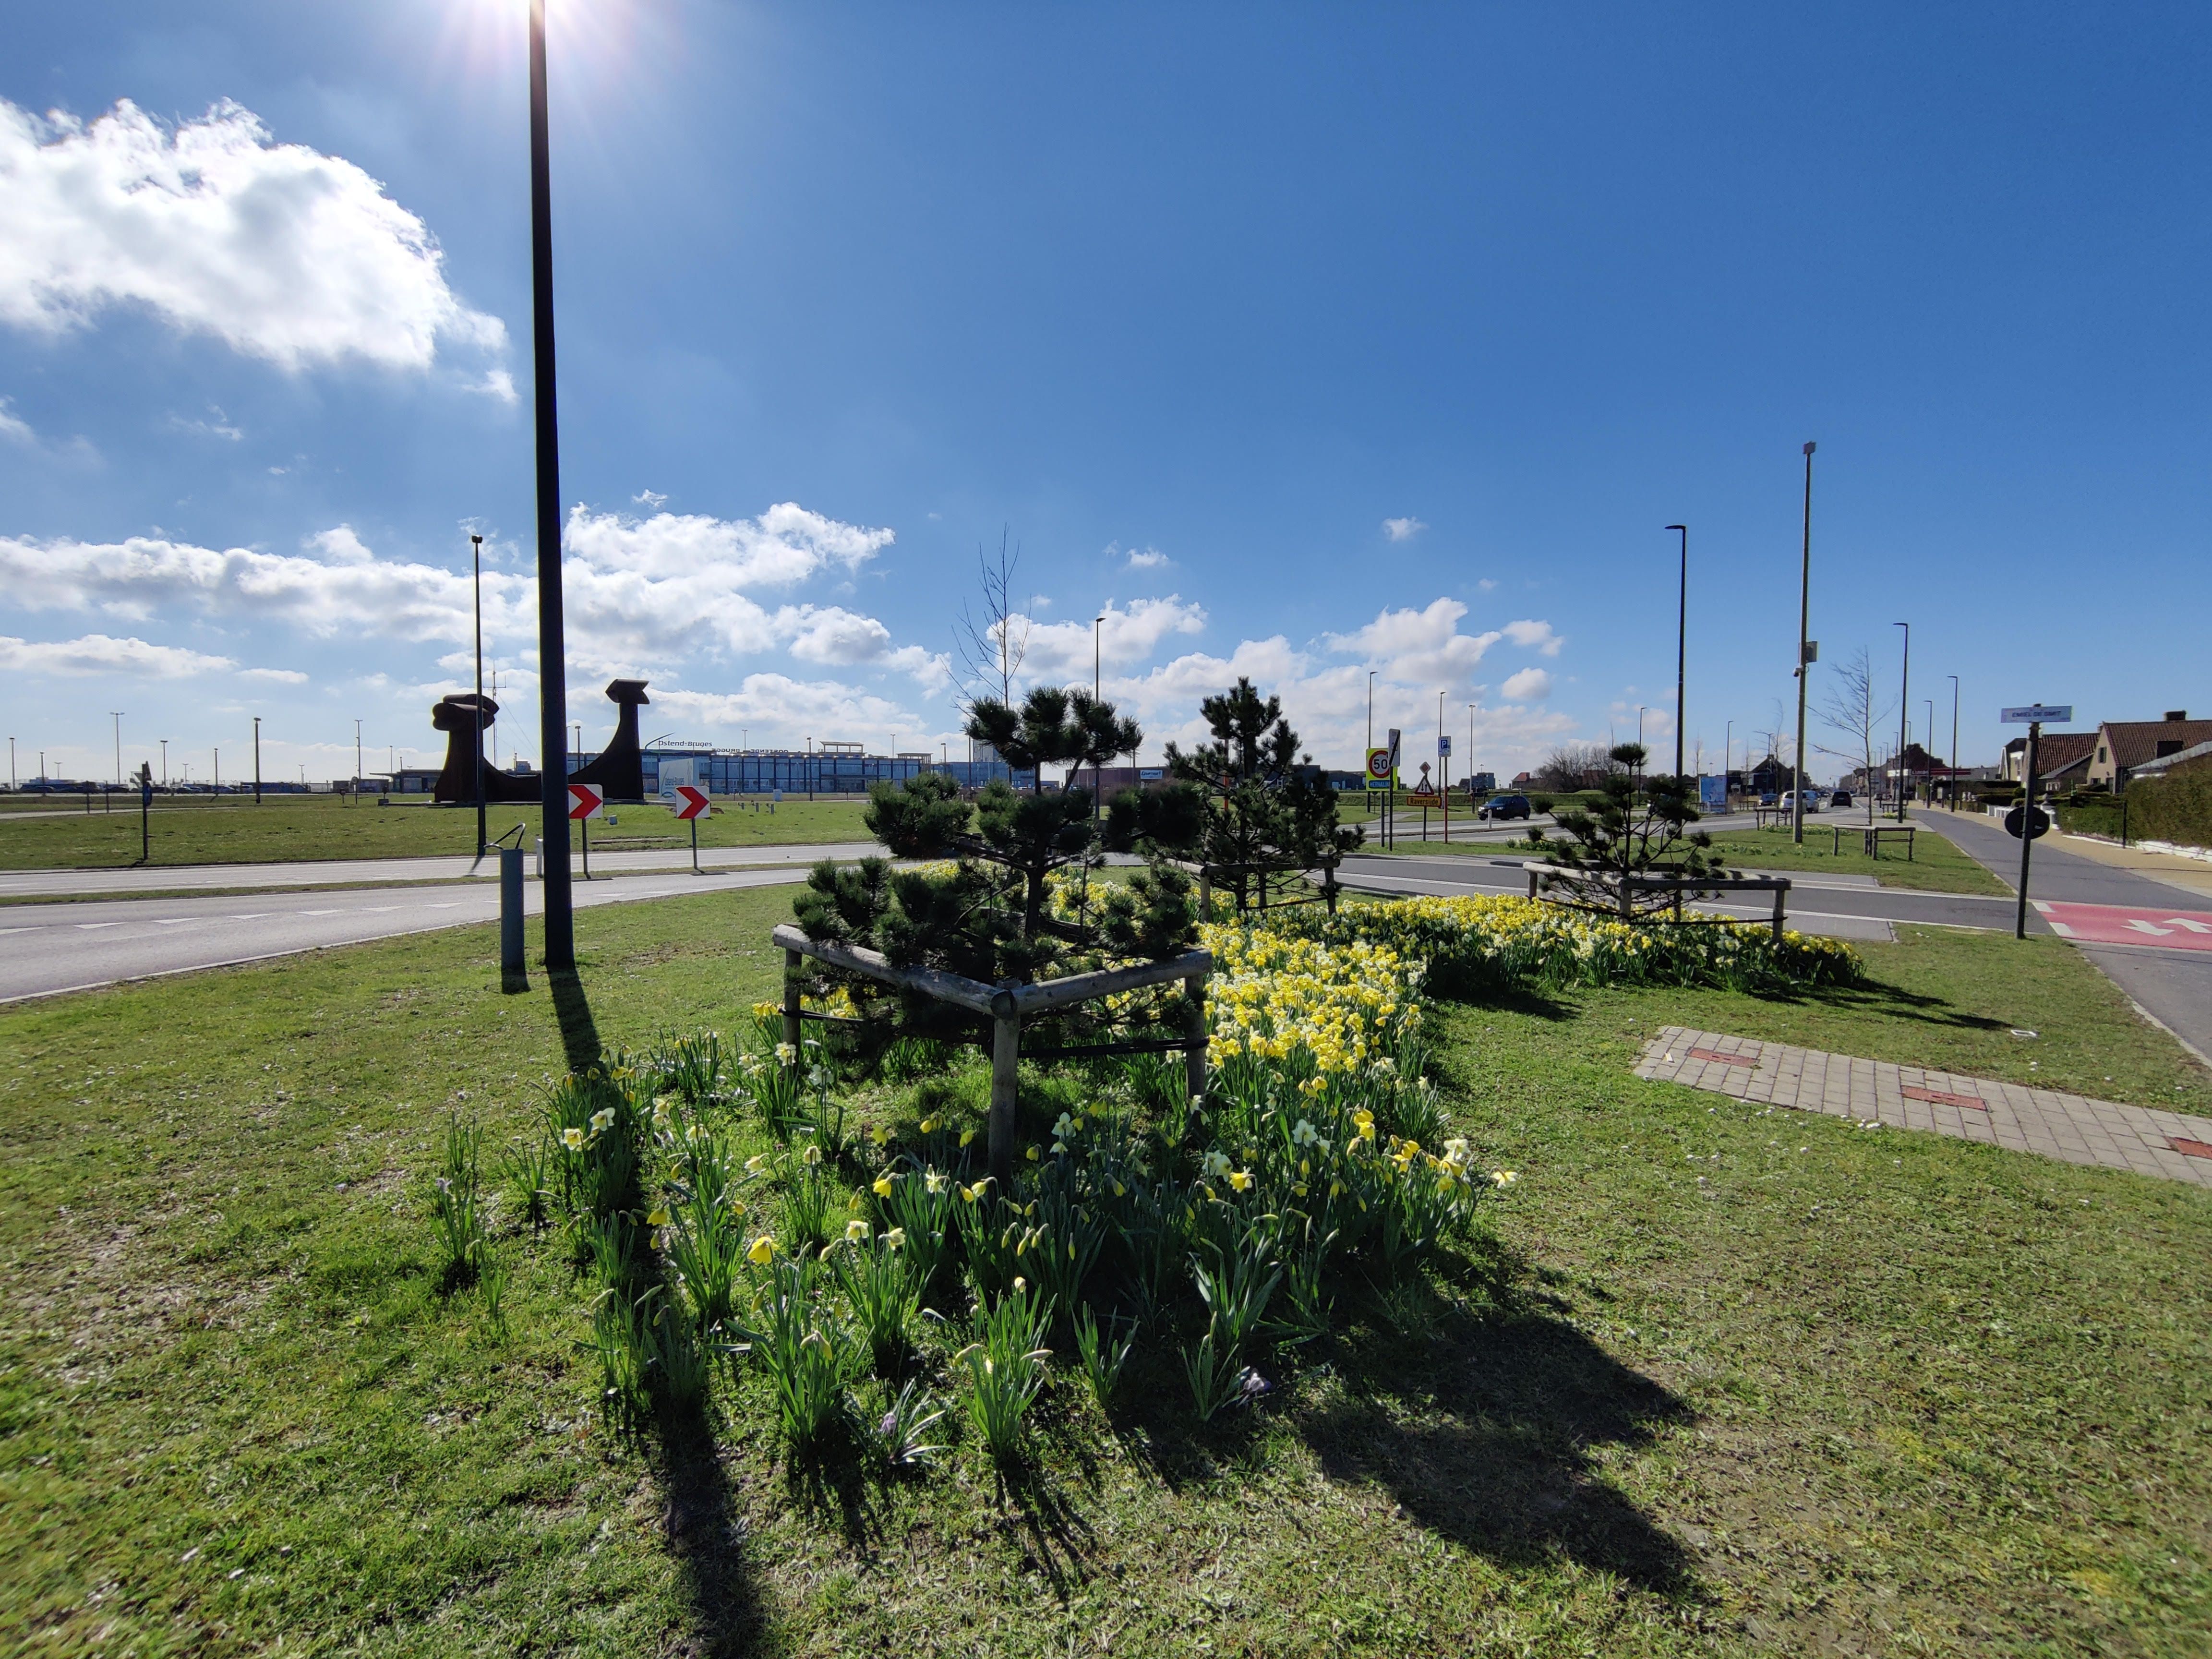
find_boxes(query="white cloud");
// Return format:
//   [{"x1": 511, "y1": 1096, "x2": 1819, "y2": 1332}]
[
  {"x1": 1501, "y1": 667, "x2": 1553, "y2": 702},
  {"x1": 0, "y1": 396, "x2": 35, "y2": 444},
  {"x1": 780, "y1": 604, "x2": 893, "y2": 666},
  {"x1": 1016, "y1": 596, "x2": 1209, "y2": 682},
  {"x1": 168, "y1": 404, "x2": 242, "y2": 441},
  {"x1": 1125, "y1": 547, "x2": 1171, "y2": 571},
  {"x1": 0, "y1": 97, "x2": 506, "y2": 375},
  {"x1": 305, "y1": 525, "x2": 376, "y2": 565},
  {"x1": 1382, "y1": 517, "x2": 1427, "y2": 542},
  {"x1": 1477, "y1": 577, "x2": 1497, "y2": 593},
  {"x1": 1503, "y1": 618, "x2": 1564, "y2": 656},
  {"x1": 633, "y1": 489, "x2": 668, "y2": 508},
  {"x1": 1323, "y1": 597, "x2": 1503, "y2": 684},
  {"x1": 239, "y1": 665, "x2": 310, "y2": 685},
  {"x1": 0, "y1": 631, "x2": 239, "y2": 677},
  {"x1": 469, "y1": 369, "x2": 517, "y2": 405}
]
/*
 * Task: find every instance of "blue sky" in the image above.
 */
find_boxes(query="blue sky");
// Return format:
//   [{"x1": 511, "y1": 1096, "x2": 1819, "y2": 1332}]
[{"x1": 3, "y1": 1, "x2": 2207, "y2": 787}]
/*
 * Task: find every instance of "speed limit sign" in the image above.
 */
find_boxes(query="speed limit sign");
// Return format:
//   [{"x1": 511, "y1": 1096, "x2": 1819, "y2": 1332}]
[{"x1": 1365, "y1": 746, "x2": 1394, "y2": 789}]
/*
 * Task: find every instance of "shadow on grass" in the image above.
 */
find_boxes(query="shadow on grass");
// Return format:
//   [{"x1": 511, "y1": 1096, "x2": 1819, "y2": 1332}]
[
  {"x1": 549, "y1": 969, "x2": 603, "y2": 1071},
  {"x1": 1297, "y1": 1240, "x2": 1700, "y2": 1597},
  {"x1": 645, "y1": 1393, "x2": 769, "y2": 1659}
]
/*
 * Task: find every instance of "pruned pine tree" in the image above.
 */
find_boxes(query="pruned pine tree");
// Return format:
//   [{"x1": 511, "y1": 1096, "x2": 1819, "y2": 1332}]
[{"x1": 1530, "y1": 742, "x2": 1732, "y2": 916}]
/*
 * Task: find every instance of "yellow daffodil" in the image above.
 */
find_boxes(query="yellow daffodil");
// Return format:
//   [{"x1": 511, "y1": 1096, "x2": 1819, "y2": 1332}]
[
  {"x1": 647, "y1": 1204, "x2": 669, "y2": 1226},
  {"x1": 925, "y1": 1170, "x2": 949, "y2": 1195},
  {"x1": 920, "y1": 1116, "x2": 939, "y2": 1134},
  {"x1": 1025, "y1": 1145, "x2": 1039, "y2": 1162},
  {"x1": 845, "y1": 1218, "x2": 870, "y2": 1242},
  {"x1": 802, "y1": 1143, "x2": 823, "y2": 1166},
  {"x1": 747, "y1": 1235, "x2": 776, "y2": 1265},
  {"x1": 960, "y1": 1129, "x2": 977, "y2": 1148},
  {"x1": 561, "y1": 1127, "x2": 585, "y2": 1150},
  {"x1": 1227, "y1": 1169, "x2": 1252, "y2": 1193},
  {"x1": 873, "y1": 1174, "x2": 895, "y2": 1198},
  {"x1": 884, "y1": 1226, "x2": 906, "y2": 1250}
]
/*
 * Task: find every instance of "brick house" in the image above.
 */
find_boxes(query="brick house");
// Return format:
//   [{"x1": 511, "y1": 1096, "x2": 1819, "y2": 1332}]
[
  {"x1": 2089, "y1": 711, "x2": 2212, "y2": 790},
  {"x1": 2000, "y1": 730, "x2": 2096, "y2": 789}
]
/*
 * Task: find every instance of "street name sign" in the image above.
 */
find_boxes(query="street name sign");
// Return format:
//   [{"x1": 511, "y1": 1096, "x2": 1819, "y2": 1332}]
[
  {"x1": 567, "y1": 782, "x2": 604, "y2": 820},
  {"x1": 2001, "y1": 706, "x2": 2073, "y2": 724}
]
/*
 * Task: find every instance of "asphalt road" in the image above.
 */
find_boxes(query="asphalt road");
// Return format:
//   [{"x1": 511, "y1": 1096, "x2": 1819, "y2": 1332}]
[
  {"x1": 1336, "y1": 850, "x2": 2021, "y2": 942},
  {"x1": 1911, "y1": 809, "x2": 2212, "y2": 1065},
  {"x1": 0, "y1": 865, "x2": 809, "y2": 1003},
  {"x1": 0, "y1": 841, "x2": 884, "y2": 900}
]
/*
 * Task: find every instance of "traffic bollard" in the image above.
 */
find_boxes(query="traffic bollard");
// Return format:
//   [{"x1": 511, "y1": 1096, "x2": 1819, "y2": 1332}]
[{"x1": 500, "y1": 844, "x2": 527, "y2": 990}]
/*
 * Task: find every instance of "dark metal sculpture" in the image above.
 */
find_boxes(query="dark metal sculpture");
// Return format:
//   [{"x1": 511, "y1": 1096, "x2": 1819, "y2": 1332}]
[
  {"x1": 569, "y1": 678, "x2": 649, "y2": 802},
  {"x1": 431, "y1": 693, "x2": 540, "y2": 804}
]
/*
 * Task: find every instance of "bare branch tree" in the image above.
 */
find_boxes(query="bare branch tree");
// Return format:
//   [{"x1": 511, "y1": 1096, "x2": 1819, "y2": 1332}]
[
  {"x1": 953, "y1": 528, "x2": 1032, "y2": 712},
  {"x1": 1814, "y1": 646, "x2": 1891, "y2": 825}
]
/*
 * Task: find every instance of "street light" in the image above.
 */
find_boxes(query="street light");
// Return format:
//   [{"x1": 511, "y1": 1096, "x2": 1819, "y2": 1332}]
[
  {"x1": 111, "y1": 711, "x2": 123, "y2": 788},
  {"x1": 1947, "y1": 675, "x2": 1960, "y2": 810},
  {"x1": 252, "y1": 716, "x2": 262, "y2": 804},
  {"x1": 1366, "y1": 670, "x2": 1377, "y2": 755},
  {"x1": 1724, "y1": 719, "x2": 1733, "y2": 805},
  {"x1": 354, "y1": 718, "x2": 363, "y2": 790},
  {"x1": 471, "y1": 532, "x2": 487, "y2": 853},
  {"x1": 160, "y1": 738, "x2": 167, "y2": 786},
  {"x1": 1792, "y1": 442, "x2": 1815, "y2": 843},
  {"x1": 1665, "y1": 524, "x2": 1687, "y2": 781},
  {"x1": 527, "y1": 0, "x2": 577, "y2": 971},
  {"x1": 1893, "y1": 622, "x2": 1910, "y2": 821},
  {"x1": 1094, "y1": 612, "x2": 1106, "y2": 814}
]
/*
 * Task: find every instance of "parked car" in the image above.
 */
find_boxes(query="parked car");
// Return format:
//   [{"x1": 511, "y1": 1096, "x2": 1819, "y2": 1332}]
[
  {"x1": 1757, "y1": 791, "x2": 1779, "y2": 808},
  {"x1": 1830, "y1": 789, "x2": 1853, "y2": 809},
  {"x1": 1777, "y1": 790, "x2": 1820, "y2": 814},
  {"x1": 1478, "y1": 793, "x2": 1532, "y2": 821}
]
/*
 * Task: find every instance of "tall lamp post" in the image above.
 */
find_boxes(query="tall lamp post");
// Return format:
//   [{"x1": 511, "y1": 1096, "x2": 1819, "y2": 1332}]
[
  {"x1": 528, "y1": 0, "x2": 577, "y2": 970},
  {"x1": 1924, "y1": 698, "x2": 1935, "y2": 808},
  {"x1": 1893, "y1": 622, "x2": 1911, "y2": 821},
  {"x1": 111, "y1": 712, "x2": 123, "y2": 788},
  {"x1": 1792, "y1": 443, "x2": 1815, "y2": 843},
  {"x1": 252, "y1": 717, "x2": 262, "y2": 804},
  {"x1": 1094, "y1": 612, "x2": 1106, "y2": 816},
  {"x1": 1724, "y1": 719, "x2": 1733, "y2": 805},
  {"x1": 1666, "y1": 524, "x2": 1687, "y2": 781},
  {"x1": 1947, "y1": 675, "x2": 1960, "y2": 810},
  {"x1": 472, "y1": 532, "x2": 487, "y2": 853}
]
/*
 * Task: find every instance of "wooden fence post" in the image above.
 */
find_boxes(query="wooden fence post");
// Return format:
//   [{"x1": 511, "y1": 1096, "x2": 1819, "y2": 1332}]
[
  {"x1": 1183, "y1": 970, "x2": 1209, "y2": 1107},
  {"x1": 989, "y1": 989, "x2": 1021, "y2": 1187},
  {"x1": 782, "y1": 949, "x2": 803, "y2": 1050}
]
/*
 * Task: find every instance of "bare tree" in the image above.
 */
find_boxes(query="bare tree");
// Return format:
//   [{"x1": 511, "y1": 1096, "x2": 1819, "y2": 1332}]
[
  {"x1": 1534, "y1": 741, "x2": 1614, "y2": 792},
  {"x1": 953, "y1": 529, "x2": 1032, "y2": 711},
  {"x1": 1815, "y1": 646, "x2": 1890, "y2": 825}
]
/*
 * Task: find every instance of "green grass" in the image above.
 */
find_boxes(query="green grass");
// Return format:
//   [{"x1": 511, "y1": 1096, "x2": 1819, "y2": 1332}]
[
  {"x1": 0, "y1": 793, "x2": 876, "y2": 870},
  {"x1": 3, "y1": 893, "x2": 2207, "y2": 1654}
]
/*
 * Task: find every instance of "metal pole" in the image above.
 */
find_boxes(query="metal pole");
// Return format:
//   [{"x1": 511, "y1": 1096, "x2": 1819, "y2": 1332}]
[
  {"x1": 1948, "y1": 675, "x2": 1960, "y2": 810},
  {"x1": 1667, "y1": 524, "x2": 1687, "y2": 780},
  {"x1": 1792, "y1": 442, "x2": 1814, "y2": 843},
  {"x1": 252, "y1": 718, "x2": 261, "y2": 804},
  {"x1": 2016, "y1": 721, "x2": 2040, "y2": 939},
  {"x1": 1724, "y1": 720, "x2": 1732, "y2": 806},
  {"x1": 529, "y1": 0, "x2": 576, "y2": 970},
  {"x1": 472, "y1": 533, "x2": 486, "y2": 852},
  {"x1": 1924, "y1": 698, "x2": 1935, "y2": 808},
  {"x1": 111, "y1": 712, "x2": 122, "y2": 787},
  {"x1": 1893, "y1": 622, "x2": 1910, "y2": 821},
  {"x1": 1438, "y1": 689, "x2": 1448, "y2": 844}
]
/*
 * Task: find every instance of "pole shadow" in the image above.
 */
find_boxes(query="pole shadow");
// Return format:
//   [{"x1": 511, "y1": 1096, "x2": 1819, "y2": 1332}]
[{"x1": 549, "y1": 968, "x2": 603, "y2": 1071}]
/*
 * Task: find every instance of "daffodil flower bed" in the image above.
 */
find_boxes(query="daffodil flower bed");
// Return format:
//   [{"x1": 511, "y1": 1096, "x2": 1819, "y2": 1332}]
[
  {"x1": 1251, "y1": 892, "x2": 1862, "y2": 995},
  {"x1": 493, "y1": 913, "x2": 1515, "y2": 1470}
]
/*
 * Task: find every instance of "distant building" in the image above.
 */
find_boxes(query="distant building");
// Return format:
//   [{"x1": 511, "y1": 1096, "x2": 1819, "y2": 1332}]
[
  {"x1": 2087, "y1": 712, "x2": 2212, "y2": 790},
  {"x1": 2001, "y1": 731, "x2": 2096, "y2": 788},
  {"x1": 2126, "y1": 738, "x2": 2212, "y2": 783}
]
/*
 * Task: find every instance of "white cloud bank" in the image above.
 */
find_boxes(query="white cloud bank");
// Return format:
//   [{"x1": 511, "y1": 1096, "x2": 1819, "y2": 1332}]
[
  {"x1": 0, "y1": 98, "x2": 508, "y2": 382},
  {"x1": 0, "y1": 630, "x2": 301, "y2": 679},
  {"x1": 1500, "y1": 667, "x2": 1553, "y2": 702}
]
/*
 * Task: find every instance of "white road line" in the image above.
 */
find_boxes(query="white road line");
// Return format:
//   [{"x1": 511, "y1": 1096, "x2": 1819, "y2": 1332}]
[
  {"x1": 297, "y1": 909, "x2": 344, "y2": 916},
  {"x1": 0, "y1": 926, "x2": 39, "y2": 935},
  {"x1": 76, "y1": 922, "x2": 120, "y2": 930}
]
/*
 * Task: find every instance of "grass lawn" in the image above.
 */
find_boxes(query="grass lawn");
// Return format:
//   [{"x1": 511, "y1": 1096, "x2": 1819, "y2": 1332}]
[
  {"x1": 3, "y1": 894, "x2": 2207, "y2": 1655},
  {"x1": 0, "y1": 794, "x2": 876, "y2": 870}
]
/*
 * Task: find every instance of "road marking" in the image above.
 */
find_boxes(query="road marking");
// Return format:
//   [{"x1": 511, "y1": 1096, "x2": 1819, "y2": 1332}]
[
  {"x1": 0, "y1": 926, "x2": 40, "y2": 936},
  {"x1": 423, "y1": 902, "x2": 461, "y2": 910},
  {"x1": 297, "y1": 909, "x2": 345, "y2": 916},
  {"x1": 154, "y1": 919, "x2": 200, "y2": 926},
  {"x1": 2032, "y1": 901, "x2": 2212, "y2": 953},
  {"x1": 76, "y1": 922, "x2": 120, "y2": 930}
]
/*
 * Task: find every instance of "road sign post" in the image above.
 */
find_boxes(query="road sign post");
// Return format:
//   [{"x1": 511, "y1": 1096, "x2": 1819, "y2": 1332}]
[
  {"x1": 2000, "y1": 706, "x2": 2070, "y2": 940},
  {"x1": 568, "y1": 782, "x2": 604, "y2": 880},
  {"x1": 672, "y1": 783, "x2": 710, "y2": 874}
]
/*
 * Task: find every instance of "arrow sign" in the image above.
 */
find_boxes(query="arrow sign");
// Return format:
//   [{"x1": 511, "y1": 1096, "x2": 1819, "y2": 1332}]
[
  {"x1": 671, "y1": 784, "x2": 711, "y2": 821},
  {"x1": 567, "y1": 782, "x2": 604, "y2": 820}
]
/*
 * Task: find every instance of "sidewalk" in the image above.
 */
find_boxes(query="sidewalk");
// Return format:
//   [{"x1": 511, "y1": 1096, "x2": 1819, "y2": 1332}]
[
  {"x1": 2043, "y1": 828, "x2": 2212, "y2": 900},
  {"x1": 1635, "y1": 1025, "x2": 2212, "y2": 1188}
]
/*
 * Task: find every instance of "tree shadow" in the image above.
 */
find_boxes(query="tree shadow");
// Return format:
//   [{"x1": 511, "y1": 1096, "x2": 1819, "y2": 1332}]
[
  {"x1": 549, "y1": 968, "x2": 603, "y2": 1071},
  {"x1": 1298, "y1": 1277, "x2": 1700, "y2": 1597}
]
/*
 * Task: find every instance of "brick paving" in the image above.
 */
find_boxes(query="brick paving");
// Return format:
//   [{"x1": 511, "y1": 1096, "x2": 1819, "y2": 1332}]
[{"x1": 1635, "y1": 1026, "x2": 2212, "y2": 1188}]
